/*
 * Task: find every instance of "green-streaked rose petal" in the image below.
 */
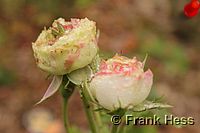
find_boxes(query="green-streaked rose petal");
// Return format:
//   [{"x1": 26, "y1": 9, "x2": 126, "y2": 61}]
[{"x1": 32, "y1": 18, "x2": 98, "y2": 75}]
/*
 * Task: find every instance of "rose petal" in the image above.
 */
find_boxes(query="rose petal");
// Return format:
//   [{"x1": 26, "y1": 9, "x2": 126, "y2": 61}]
[
  {"x1": 36, "y1": 75, "x2": 63, "y2": 105},
  {"x1": 130, "y1": 69, "x2": 153, "y2": 102}
]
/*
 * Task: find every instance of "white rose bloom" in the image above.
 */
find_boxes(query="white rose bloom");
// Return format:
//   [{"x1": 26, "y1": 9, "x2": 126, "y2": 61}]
[
  {"x1": 32, "y1": 18, "x2": 98, "y2": 75},
  {"x1": 89, "y1": 55, "x2": 153, "y2": 111}
]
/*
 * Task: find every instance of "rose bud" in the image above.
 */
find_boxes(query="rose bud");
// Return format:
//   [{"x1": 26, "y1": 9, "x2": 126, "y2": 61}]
[
  {"x1": 89, "y1": 55, "x2": 153, "y2": 111},
  {"x1": 32, "y1": 18, "x2": 98, "y2": 75}
]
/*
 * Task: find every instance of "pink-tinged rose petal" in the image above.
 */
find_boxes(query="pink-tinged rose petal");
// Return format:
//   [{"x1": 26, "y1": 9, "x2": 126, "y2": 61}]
[
  {"x1": 64, "y1": 44, "x2": 83, "y2": 70},
  {"x1": 32, "y1": 18, "x2": 98, "y2": 75},
  {"x1": 63, "y1": 24, "x2": 73, "y2": 30},
  {"x1": 134, "y1": 69, "x2": 153, "y2": 102},
  {"x1": 36, "y1": 76, "x2": 63, "y2": 105},
  {"x1": 142, "y1": 69, "x2": 153, "y2": 92},
  {"x1": 143, "y1": 69, "x2": 153, "y2": 80},
  {"x1": 89, "y1": 55, "x2": 154, "y2": 111}
]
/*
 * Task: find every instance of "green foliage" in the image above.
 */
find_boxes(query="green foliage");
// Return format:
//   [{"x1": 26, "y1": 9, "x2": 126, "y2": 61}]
[
  {"x1": 27, "y1": 0, "x2": 61, "y2": 14},
  {"x1": 131, "y1": 100, "x2": 172, "y2": 112},
  {"x1": 139, "y1": 34, "x2": 189, "y2": 75},
  {"x1": 0, "y1": 0, "x2": 26, "y2": 16},
  {"x1": 75, "y1": 0, "x2": 95, "y2": 8},
  {"x1": 0, "y1": 25, "x2": 7, "y2": 46},
  {"x1": 70, "y1": 125, "x2": 82, "y2": 133},
  {"x1": 108, "y1": 108, "x2": 126, "y2": 117},
  {"x1": 0, "y1": 66, "x2": 15, "y2": 85},
  {"x1": 99, "y1": 50, "x2": 116, "y2": 60}
]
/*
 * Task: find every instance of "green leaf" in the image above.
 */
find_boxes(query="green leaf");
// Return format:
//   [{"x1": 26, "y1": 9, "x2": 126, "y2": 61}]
[
  {"x1": 131, "y1": 100, "x2": 172, "y2": 112},
  {"x1": 67, "y1": 66, "x2": 92, "y2": 85},
  {"x1": 108, "y1": 108, "x2": 126, "y2": 117}
]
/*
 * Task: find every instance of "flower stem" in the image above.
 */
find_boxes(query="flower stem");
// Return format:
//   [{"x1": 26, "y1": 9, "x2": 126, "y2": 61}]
[
  {"x1": 118, "y1": 118, "x2": 124, "y2": 133},
  {"x1": 94, "y1": 109, "x2": 103, "y2": 128},
  {"x1": 111, "y1": 115, "x2": 125, "y2": 133},
  {"x1": 118, "y1": 126, "x2": 124, "y2": 133},
  {"x1": 81, "y1": 92, "x2": 98, "y2": 133},
  {"x1": 62, "y1": 97, "x2": 71, "y2": 133},
  {"x1": 60, "y1": 76, "x2": 74, "y2": 133},
  {"x1": 111, "y1": 125, "x2": 119, "y2": 133},
  {"x1": 81, "y1": 82, "x2": 98, "y2": 133},
  {"x1": 84, "y1": 81, "x2": 104, "y2": 132}
]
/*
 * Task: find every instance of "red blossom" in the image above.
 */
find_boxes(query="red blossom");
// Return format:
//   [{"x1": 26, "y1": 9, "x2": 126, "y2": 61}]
[{"x1": 184, "y1": 0, "x2": 200, "y2": 18}]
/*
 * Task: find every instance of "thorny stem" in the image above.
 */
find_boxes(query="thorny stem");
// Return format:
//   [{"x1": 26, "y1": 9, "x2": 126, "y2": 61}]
[
  {"x1": 81, "y1": 82, "x2": 98, "y2": 133},
  {"x1": 60, "y1": 76, "x2": 74, "y2": 133},
  {"x1": 84, "y1": 80, "x2": 104, "y2": 131}
]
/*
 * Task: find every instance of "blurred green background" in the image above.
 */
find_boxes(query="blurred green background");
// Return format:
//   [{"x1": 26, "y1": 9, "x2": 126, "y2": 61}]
[{"x1": 0, "y1": 0, "x2": 200, "y2": 133}]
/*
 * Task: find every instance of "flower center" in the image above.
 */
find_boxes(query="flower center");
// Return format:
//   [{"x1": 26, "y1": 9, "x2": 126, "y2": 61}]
[{"x1": 96, "y1": 56, "x2": 143, "y2": 76}]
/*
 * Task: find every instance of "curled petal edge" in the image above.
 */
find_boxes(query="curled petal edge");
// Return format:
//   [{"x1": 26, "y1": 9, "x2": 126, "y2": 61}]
[{"x1": 36, "y1": 75, "x2": 63, "y2": 105}]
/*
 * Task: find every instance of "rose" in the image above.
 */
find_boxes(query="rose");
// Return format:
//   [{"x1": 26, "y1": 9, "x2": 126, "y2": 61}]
[
  {"x1": 32, "y1": 18, "x2": 98, "y2": 75},
  {"x1": 89, "y1": 55, "x2": 153, "y2": 111}
]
